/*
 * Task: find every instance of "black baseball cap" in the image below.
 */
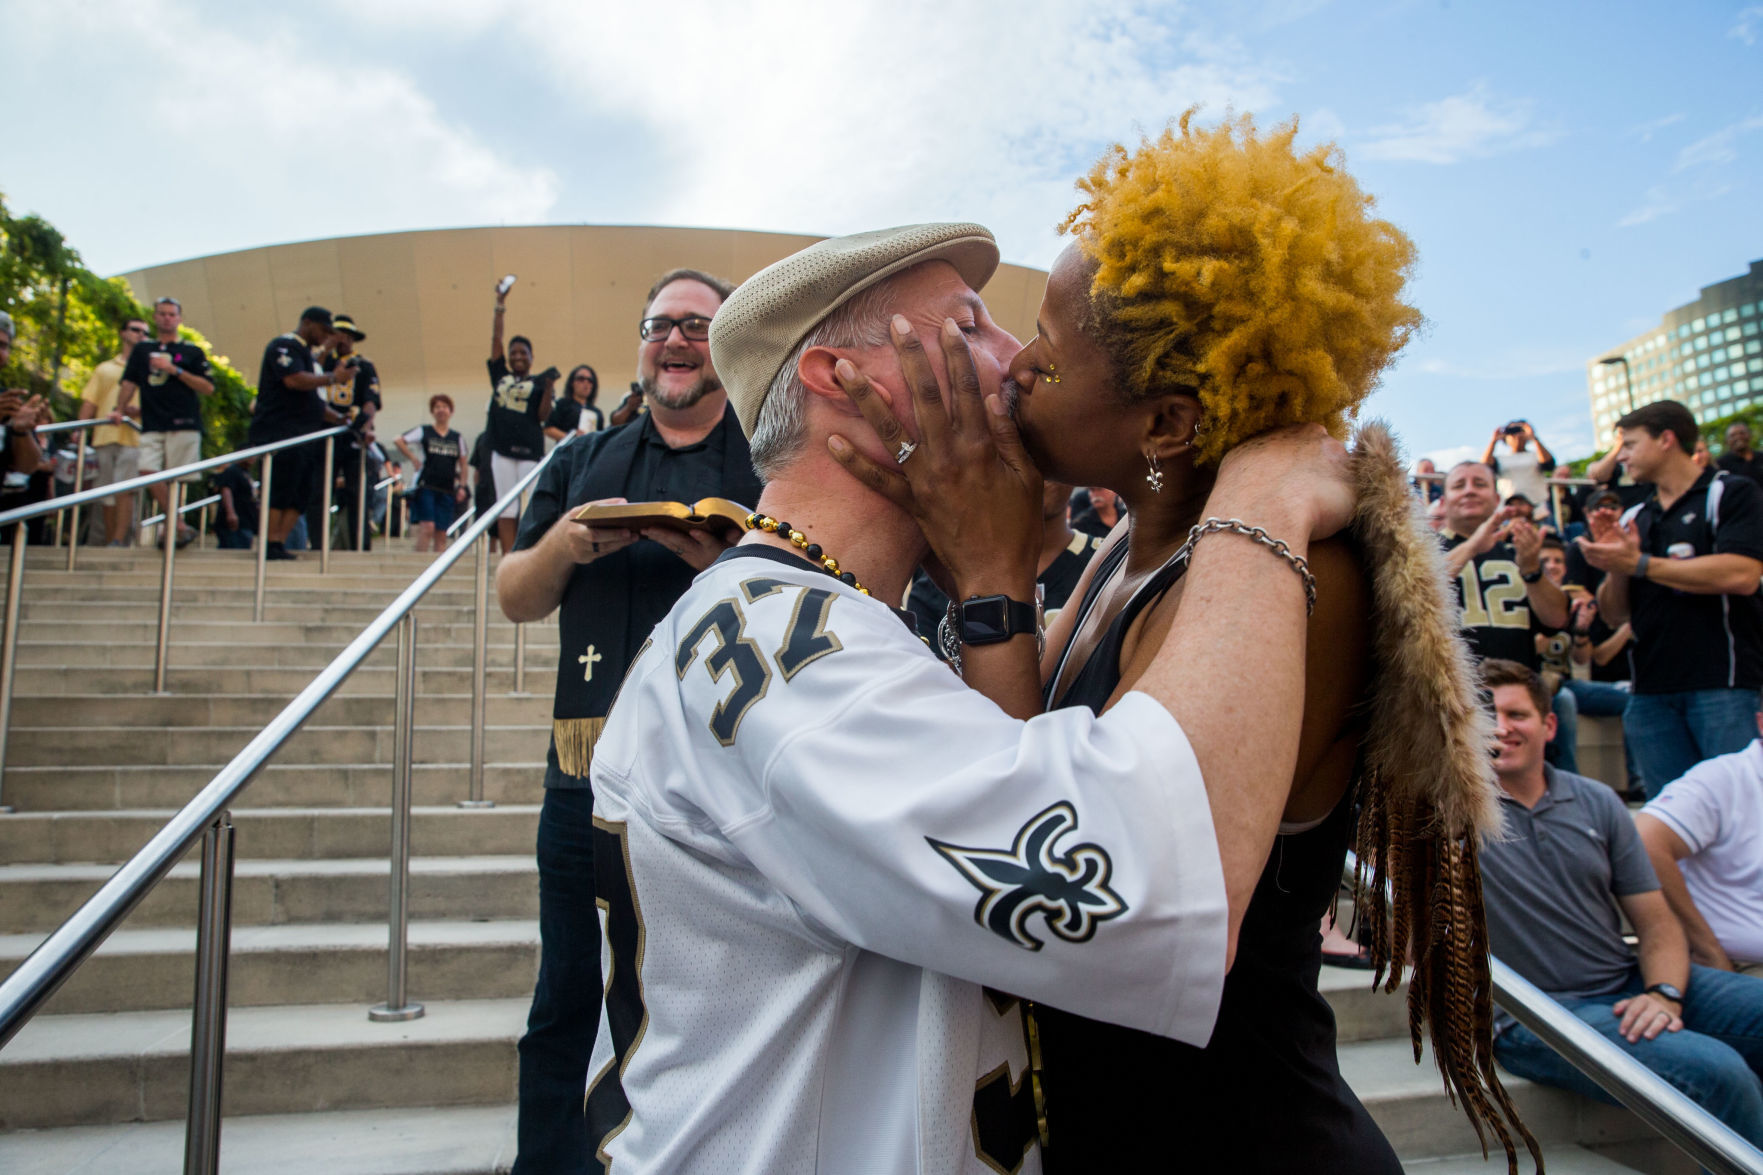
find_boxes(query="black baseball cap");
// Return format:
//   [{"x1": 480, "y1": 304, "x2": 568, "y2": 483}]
[{"x1": 300, "y1": 306, "x2": 334, "y2": 327}]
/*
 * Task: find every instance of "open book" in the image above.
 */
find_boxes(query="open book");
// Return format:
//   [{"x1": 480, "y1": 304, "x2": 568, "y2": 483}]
[{"x1": 570, "y1": 497, "x2": 753, "y2": 540}]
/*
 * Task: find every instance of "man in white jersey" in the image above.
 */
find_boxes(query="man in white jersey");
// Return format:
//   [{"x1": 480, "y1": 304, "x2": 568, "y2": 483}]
[{"x1": 585, "y1": 223, "x2": 1355, "y2": 1173}]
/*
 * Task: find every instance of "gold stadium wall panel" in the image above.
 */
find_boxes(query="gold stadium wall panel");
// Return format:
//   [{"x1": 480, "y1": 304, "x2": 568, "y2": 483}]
[{"x1": 119, "y1": 226, "x2": 1048, "y2": 440}]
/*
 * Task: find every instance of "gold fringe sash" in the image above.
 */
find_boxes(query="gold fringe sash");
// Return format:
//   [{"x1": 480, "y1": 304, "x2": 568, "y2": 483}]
[{"x1": 553, "y1": 716, "x2": 606, "y2": 778}]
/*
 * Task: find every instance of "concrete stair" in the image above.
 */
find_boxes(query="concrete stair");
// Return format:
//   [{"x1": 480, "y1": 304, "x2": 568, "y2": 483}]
[
  {"x1": 0, "y1": 547, "x2": 545, "y2": 1168},
  {"x1": 0, "y1": 547, "x2": 1687, "y2": 1172}
]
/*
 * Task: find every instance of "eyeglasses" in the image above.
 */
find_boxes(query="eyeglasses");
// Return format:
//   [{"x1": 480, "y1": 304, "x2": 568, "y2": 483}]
[
  {"x1": 640, "y1": 315, "x2": 712, "y2": 343},
  {"x1": 572, "y1": 373, "x2": 596, "y2": 383}
]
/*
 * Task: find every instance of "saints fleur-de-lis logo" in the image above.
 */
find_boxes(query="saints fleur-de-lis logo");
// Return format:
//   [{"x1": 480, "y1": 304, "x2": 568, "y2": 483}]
[{"x1": 928, "y1": 801, "x2": 1126, "y2": 951}]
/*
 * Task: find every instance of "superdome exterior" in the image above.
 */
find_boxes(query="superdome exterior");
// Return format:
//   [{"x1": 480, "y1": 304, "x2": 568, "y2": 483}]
[{"x1": 118, "y1": 224, "x2": 1049, "y2": 439}]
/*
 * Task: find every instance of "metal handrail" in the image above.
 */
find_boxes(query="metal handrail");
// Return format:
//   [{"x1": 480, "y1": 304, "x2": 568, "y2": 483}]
[
  {"x1": 35, "y1": 417, "x2": 143, "y2": 437},
  {"x1": 141, "y1": 493, "x2": 221, "y2": 528},
  {"x1": 445, "y1": 503, "x2": 477, "y2": 539},
  {"x1": 1343, "y1": 851, "x2": 1763, "y2": 1173},
  {"x1": 0, "y1": 434, "x2": 574, "y2": 1174},
  {"x1": 0, "y1": 425, "x2": 351, "y2": 804}
]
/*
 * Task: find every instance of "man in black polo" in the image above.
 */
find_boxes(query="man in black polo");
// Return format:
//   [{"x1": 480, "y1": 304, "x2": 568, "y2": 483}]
[
  {"x1": 248, "y1": 307, "x2": 349, "y2": 561},
  {"x1": 115, "y1": 296, "x2": 214, "y2": 547},
  {"x1": 495, "y1": 267, "x2": 758, "y2": 1175},
  {"x1": 1578, "y1": 399, "x2": 1763, "y2": 797},
  {"x1": 1718, "y1": 421, "x2": 1763, "y2": 486}
]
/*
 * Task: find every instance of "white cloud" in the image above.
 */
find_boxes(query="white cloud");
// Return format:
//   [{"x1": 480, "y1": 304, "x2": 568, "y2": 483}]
[
  {"x1": 347, "y1": 0, "x2": 1289, "y2": 268},
  {"x1": 1674, "y1": 114, "x2": 1763, "y2": 171},
  {"x1": 1358, "y1": 83, "x2": 1559, "y2": 164},
  {"x1": 1731, "y1": 5, "x2": 1763, "y2": 45},
  {"x1": 2, "y1": 0, "x2": 558, "y2": 270},
  {"x1": 1628, "y1": 112, "x2": 1685, "y2": 142},
  {"x1": 1413, "y1": 350, "x2": 1587, "y2": 381}
]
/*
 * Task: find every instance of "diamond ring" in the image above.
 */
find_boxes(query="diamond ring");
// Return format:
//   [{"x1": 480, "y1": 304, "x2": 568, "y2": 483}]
[{"x1": 894, "y1": 440, "x2": 918, "y2": 464}]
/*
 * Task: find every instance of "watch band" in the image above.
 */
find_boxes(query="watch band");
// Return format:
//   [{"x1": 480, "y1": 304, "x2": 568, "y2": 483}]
[
  {"x1": 1644, "y1": 981, "x2": 1684, "y2": 1003},
  {"x1": 1634, "y1": 552, "x2": 1651, "y2": 580},
  {"x1": 1520, "y1": 567, "x2": 1543, "y2": 584},
  {"x1": 954, "y1": 594, "x2": 1038, "y2": 646}
]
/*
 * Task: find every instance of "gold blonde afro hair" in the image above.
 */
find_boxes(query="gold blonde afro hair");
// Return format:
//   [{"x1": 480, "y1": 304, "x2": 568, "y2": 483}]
[{"x1": 1061, "y1": 109, "x2": 1422, "y2": 465}]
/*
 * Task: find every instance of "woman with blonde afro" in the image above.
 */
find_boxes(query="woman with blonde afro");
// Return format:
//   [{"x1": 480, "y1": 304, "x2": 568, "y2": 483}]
[{"x1": 832, "y1": 111, "x2": 1537, "y2": 1172}]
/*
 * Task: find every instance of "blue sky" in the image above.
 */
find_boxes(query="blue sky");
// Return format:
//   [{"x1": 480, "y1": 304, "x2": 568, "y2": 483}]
[{"x1": 2, "y1": 0, "x2": 1759, "y2": 463}]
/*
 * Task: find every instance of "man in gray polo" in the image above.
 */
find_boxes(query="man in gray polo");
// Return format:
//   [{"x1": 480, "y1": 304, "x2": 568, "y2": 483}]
[{"x1": 1476, "y1": 658, "x2": 1763, "y2": 1146}]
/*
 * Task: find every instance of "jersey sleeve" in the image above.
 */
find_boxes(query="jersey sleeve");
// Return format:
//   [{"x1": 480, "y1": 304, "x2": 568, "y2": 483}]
[
  {"x1": 602, "y1": 568, "x2": 1228, "y2": 1045},
  {"x1": 1713, "y1": 476, "x2": 1763, "y2": 561},
  {"x1": 487, "y1": 356, "x2": 507, "y2": 390},
  {"x1": 1641, "y1": 768, "x2": 1722, "y2": 854},
  {"x1": 183, "y1": 345, "x2": 211, "y2": 380},
  {"x1": 512, "y1": 442, "x2": 576, "y2": 552},
  {"x1": 400, "y1": 426, "x2": 423, "y2": 448}
]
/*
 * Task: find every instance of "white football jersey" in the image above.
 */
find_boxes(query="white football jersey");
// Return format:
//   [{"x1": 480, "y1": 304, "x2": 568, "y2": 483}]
[{"x1": 586, "y1": 547, "x2": 1228, "y2": 1174}]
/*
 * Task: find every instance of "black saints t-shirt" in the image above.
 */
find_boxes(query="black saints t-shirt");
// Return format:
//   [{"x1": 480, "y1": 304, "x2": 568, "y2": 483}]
[
  {"x1": 486, "y1": 357, "x2": 549, "y2": 459},
  {"x1": 122, "y1": 339, "x2": 210, "y2": 432},
  {"x1": 324, "y1": 354, "x2": 381, "y2": 417},
  {"x1": 249, "y1": 333, "x2": 324, "y2": 444},
  {"x1": 401, "y1": 425, "x2": 468, "y2": 492},
  {"x1": 1441, "y1": 532, "x2": 1542, "y2": 669}
]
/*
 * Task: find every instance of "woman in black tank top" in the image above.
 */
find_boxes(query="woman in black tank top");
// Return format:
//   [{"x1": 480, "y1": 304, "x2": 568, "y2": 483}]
[
  {"x1": 875, "y1": 116, "x2": 1529, "y2": 1171},
  {"x1": 1034, "y1": 538, "x2": 1399, "y2": 1172}
]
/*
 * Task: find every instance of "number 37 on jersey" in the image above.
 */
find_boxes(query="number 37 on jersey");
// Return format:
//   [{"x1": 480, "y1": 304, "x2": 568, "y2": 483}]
[{"x1": 672, "y1": 577, "x2": 845, "y2": 746}]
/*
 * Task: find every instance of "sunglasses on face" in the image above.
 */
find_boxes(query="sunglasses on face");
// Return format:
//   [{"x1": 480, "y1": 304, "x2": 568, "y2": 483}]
[{"x1": 639, "y1": 315, "x2": 712, "y2": 343}]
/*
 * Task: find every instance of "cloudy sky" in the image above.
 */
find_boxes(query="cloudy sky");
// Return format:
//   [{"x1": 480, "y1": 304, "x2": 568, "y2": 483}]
[{"x1": 3, "y1": 0, "x2": 1760, "y2": 462}]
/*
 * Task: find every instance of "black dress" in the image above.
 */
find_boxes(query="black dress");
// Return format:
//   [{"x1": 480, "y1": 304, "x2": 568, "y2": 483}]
[{"x1": 1036, "y1": 540, "x2": 1400, "y2": 1173}]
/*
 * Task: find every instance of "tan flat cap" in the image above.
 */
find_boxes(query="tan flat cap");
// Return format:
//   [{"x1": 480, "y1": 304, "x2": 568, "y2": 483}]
[{"x1": 711, "y1": 222, "x2": 1000, "y2": 437}]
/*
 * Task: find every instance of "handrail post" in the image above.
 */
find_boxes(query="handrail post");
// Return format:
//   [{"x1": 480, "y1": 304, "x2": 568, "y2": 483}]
[
  {"x1": 183, "y1": 811, "x2": 235, "y2": 1175},
  {"x1": 356, "y1": 439, "x2": 368, "y2": 553},
  {"x1": 154, "y1": 481, "x2": 181, "y2": 693},
  {"x1": 197, "y1": 498, "x2": 207, "y2": 551},
  {"x1": 0, "y1": 522, "x2": 25, "y2": 813},
  {"x1": 370, "y1": 613, "x2": 425, "y2": 1022},
  {"x1": 462, "y1": 530, "x2": 493, "y2": 808},
  {"x1": 512, "y1": 488, "x2": 529, "y2": 695},
  {"x1": 320, "y1": 437, "x2": 334, "y2": 574},
  {"x1": 253, "y1": 454, "x2": 274, "y2": 622},
  {"x1": 65, "y1": 438, "x2": 87, "y2": 571}
]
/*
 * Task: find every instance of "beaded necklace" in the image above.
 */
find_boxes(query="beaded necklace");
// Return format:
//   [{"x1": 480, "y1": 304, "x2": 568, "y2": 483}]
[{"x1": 746, "y1": 513, "x2": 870, "y2": 597}]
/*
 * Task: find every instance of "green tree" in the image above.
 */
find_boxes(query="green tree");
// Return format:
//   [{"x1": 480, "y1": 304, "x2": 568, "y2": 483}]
[{"x1": 0, "y1": 192, "x2": 254, "y2": 457}]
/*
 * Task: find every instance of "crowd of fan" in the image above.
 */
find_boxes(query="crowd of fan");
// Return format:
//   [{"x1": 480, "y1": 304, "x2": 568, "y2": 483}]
[{"x1": 5, "y1": 289, "x2": 1763, "y2": 1144}]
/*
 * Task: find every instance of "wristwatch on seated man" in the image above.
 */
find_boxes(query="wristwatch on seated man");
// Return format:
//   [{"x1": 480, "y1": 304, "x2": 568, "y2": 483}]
[{"x1": 1645, "y1": 981, "x2": 1684, "y2": 1006}]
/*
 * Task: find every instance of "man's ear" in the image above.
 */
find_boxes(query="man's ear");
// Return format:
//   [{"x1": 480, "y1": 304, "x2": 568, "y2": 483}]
[
  {"x1": 1142, "y1": 393, "x2": 1203, "y2": 462},
  {"x1": 798, "y1": 347, "x2": 901, "y2": 411}
]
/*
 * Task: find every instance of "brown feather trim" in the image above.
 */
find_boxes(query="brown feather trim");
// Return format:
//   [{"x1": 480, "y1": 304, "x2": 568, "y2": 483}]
[{"x1": 1348, "y1": 421, "x2": 1542, "y2": 1173}]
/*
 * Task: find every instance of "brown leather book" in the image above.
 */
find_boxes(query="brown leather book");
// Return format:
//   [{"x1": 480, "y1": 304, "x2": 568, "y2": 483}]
[{"x1": 569, "y1": 497, "x2": 753, "y2": 540}]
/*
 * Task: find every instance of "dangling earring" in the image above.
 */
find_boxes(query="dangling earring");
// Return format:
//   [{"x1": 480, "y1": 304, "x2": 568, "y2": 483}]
[{"x1": 1144, "y1": 450, "x2": 1164, "y2": 493}]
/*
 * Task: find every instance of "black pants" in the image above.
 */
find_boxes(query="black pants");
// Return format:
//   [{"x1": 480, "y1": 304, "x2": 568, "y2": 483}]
[{"x1": 515, "y1": 786, "x2": 601, "y2": 1174}]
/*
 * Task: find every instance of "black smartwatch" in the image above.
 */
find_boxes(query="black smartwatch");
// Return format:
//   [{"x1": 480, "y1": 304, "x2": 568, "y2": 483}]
[
  {"x1": 954, "y1": 595, "x2": 1038, "y2": 645},
  {"x1": 1520, "y1": 567, "x2": 1544, "y2": 584},
  {"x1": 1645, "y1": 982, "x2": 1684, "y2": 1004}
]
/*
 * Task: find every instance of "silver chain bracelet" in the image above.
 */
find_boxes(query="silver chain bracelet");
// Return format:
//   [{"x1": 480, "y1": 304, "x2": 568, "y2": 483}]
[{"x1": 1173, "y1": 517, "x2": 1317, "y2": 616}]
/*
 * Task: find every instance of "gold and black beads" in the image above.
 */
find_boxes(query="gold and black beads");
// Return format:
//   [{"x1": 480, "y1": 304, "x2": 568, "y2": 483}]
[{"x1": 747, "y1": 513, "x2": 870, "y2": 596}]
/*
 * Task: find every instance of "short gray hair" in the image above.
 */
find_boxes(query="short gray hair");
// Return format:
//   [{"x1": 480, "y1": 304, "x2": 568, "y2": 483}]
[{"x1": 748, "y1": 275, "x2": 903, "y2": 480}]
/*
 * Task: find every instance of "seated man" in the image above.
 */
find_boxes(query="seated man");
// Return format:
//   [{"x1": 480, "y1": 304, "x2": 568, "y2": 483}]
[
  {"x1": 1478, "y1": 659, "x2": 1763, "y2": 1147},
  {"x1": 1637, "y1": 715, "x2": 1763, "y2": 977}
]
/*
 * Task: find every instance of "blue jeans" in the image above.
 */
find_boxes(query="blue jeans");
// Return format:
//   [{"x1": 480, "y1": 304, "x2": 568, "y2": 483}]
[
  {"x1": 1546, "y1": 687, "x2": 1579, "y2": 775},
  {"x1": 1624, "y1": 688, "x2": 1761, "y2": 799},
  {"x1": 1493, "y1": 964, "x2": 1763, "y2": 1148},
  {"x1": 515, "y1": 786, "x2": 600, "y2": 1175},
  {"x1": 1566, "y1": 678, "x2": 1640, "y2": 791}
]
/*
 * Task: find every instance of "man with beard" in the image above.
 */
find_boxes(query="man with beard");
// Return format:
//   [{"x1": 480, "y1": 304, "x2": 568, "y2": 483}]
[
  {"x1": 494, "y1": 266, "x2": 761, "y2": 1175},
  {"x1": 488, "y1": 281, "x2": 559, "y2": 552}
]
